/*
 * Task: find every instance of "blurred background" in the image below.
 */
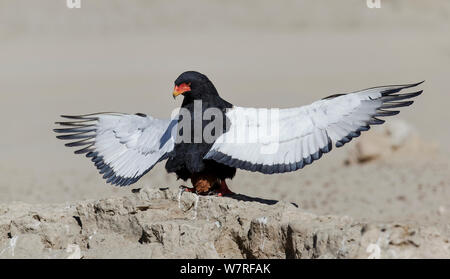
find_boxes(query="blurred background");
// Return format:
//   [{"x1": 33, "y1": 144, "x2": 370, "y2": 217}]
[{"x1": 0, "y1": 0, "x2": 449, "y2": 226}]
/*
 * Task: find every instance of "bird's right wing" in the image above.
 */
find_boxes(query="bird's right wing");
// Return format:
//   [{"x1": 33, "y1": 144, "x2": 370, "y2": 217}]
[
  {"x1": 54, "y1": 112, "x2": 178, "y2": 186},
  {"x1": 205, "y1": 81, "x2": 423, "y2": 174}
]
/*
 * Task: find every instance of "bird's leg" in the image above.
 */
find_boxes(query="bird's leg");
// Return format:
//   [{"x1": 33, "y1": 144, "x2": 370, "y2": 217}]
[{"x1": 216, "y1": 180, "x2": 235, "y2": 197}]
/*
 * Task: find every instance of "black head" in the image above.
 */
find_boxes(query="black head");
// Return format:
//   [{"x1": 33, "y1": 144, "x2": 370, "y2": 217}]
[
  {"x1": 172, "y1": 71, "x2": 232, "y2": 109},
  {"x1": 172, "y1": 71, "x2": 214, "y2": 99},
  {"x1": 175, "y1": 71, "x2": 209, "y2": 87}
]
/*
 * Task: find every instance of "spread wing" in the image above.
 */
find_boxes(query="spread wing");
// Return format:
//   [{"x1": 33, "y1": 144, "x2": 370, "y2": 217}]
[
  {"x1": 204, "y1": 81, "x2": 423, "y2": 174},
  {"x1": 54, "y1": 112, "x2": 177, "y2": 186}
]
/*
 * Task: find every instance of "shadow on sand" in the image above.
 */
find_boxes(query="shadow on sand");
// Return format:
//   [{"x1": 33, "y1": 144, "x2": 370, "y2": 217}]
[{"x1": 226, "y1": 193, "x2": 298, "y2": 208}]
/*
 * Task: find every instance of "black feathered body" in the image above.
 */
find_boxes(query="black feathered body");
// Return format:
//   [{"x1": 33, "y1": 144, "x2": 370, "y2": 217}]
[{"x1": 165, "y1": 78, "x2": 236, "y2": 181}]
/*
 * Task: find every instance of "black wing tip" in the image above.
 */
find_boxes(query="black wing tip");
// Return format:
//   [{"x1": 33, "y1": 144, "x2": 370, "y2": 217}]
[
  {"x1": 415, "y1": 80, "x2": 425, "y2": 86},
  {"x1": 55, "y1": 135, "x2": 69, "y2": 140},
  {"x1": 65, "y1": 139, "x2": 93, "y2": 147},
  {"x1": 368, "y1": 117, "x2": 385, "y2": 125},
  {"x1": 403, "y1": 100, "x2": 414, "y2": 106},
  {"x1": 393, "y1": 80, "x2": 425, "y2": 89},
  {"x1": 89, "y1": 153, "x2": 145, "y2": 187},
  {"x1": 379, "y1": 81, "x2": 424, "y2": 96},
  {"x1": 374, "y1": 110, "x2": 400, "y2": 117},
  {"x1": 55, "y1": 133, "x2": 94, "y2": 140},
  {"x1": 60, "y1": 115, "x2": 87, "y2": 120},
  {"x1": 59, "y1": 112, "x2": 118, "y2": 119},
  {"x1": 410, "y1": 90, "x2": 423, "y2": 97},
  {"x1": 406, "y1": 80, "x2": 425, "y2": 88},
  {"x1": 381, "y1": 90, "x2": 423, "y2": 103},
  {"x1": 337, "y1": 84, "x2": 423, "y2": 149},
  {"x1": 322, "y1": 93, "x2": 346, "y2": 100},
  {"x1": 380, "y1": 100, "x2": 414, "y2": 109}
]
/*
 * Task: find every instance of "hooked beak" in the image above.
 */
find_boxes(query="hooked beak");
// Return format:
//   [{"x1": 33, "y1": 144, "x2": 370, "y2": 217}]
[{"x1": 172, "y1": 83, "x2": 191, "y2": 99}]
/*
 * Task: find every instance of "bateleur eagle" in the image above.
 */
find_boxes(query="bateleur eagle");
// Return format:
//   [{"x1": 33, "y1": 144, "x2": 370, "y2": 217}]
[{"x1": 54, "y1": 71, "x2": 423, "y2": 196}]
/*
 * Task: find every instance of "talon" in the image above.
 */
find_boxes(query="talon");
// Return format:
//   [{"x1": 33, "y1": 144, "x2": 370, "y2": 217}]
[{"x1": 216, "y1": 180, "x2": 235, "y2": 196}]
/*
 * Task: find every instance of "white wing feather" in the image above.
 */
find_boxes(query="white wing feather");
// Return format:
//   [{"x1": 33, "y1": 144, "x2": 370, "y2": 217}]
[
  {"x1": 205, "y1": 82, "x2": 423, "y2": 173},
  {"x1": 55, "y1": 112, "x2": 177, "y2": 186}
]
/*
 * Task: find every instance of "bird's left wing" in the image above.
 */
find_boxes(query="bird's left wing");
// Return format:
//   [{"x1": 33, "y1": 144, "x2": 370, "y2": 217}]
[
  {"x1": 54, "y1": 112, "x2": 177, "y2": 186},
  {"x1": 204, "y1": 81, "x2": 423, "y2": 174}
]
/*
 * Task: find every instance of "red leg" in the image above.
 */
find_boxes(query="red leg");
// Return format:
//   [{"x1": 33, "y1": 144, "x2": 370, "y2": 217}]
[{"x1": 217, "y1": 180, "x2": 235, "y2": 196}]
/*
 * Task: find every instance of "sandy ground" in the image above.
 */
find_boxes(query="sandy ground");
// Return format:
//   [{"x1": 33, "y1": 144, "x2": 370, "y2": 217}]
[{"x1": 0, "y1": 0, "x2": 450, "y2": 254}]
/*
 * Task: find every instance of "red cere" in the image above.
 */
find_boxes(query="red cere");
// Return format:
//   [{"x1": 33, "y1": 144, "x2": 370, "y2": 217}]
[{"x1": 175, "y1": 83, "x2": 191, "y2": 93}]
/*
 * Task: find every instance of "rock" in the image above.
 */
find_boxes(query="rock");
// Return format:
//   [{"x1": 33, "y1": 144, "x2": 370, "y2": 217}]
[
  {"x1": 0, "y1": 187, "x2": 449, "y2": 258},
  {"x1": 345, "y1": 119, "x2": 435, "y2": 164},
  {"x1": 356, "y1": 119, "x2": 413, "y2": 163}
]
